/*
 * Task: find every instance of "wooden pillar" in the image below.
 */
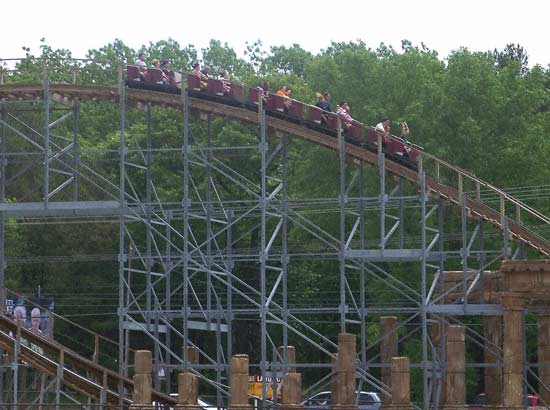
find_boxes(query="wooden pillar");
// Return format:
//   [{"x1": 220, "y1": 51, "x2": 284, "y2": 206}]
[
  {"x1": 443, "y1": 325, "x2": 466, "y2": 410},
  {"x1": 176, "y1": 371, "x2": 200, "y2": 409},
  {"x1": 380, "y1": 316, "x2": 398, "y2": 404},
  {"x1": 331, "y1": 333, "x2": 358, "y2": 410},
  {"x1": 131, "y1": 350, "x2": 153, "y2": 409},
  {"x1": 278, "y1": 345, "x2": 296, "y2": 373},
  {"x1": 281, "y1": 372, "x2": 303, "y2": 410},
  {"x1": 229, "y1": 354, "x2": 251, "y2": 410},
  {"x1": 484, "y1": 316, "x2": 503, "y2": 408},
  {"x1": 279, "y1": 345, "x2": 302, "y2": 409},
  {"x1": 502, "y1": 293, "x2": 526, "y2": 410},
  {"x1": 183, "y1": 346, "x2": 199, "y2": 366},
  {"x1": 382, "y1": 357, "x2": 414, "y2": 410}
]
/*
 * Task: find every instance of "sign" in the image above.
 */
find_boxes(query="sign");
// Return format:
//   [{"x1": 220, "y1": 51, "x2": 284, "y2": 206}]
[{"x1": 248, "y1": 374, "x2": 282, "y2": 399}]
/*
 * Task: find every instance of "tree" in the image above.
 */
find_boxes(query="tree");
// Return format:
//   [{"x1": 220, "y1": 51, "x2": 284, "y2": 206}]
[{"x1": 494, "y1": 43, "x2": 529, "y2": 75}]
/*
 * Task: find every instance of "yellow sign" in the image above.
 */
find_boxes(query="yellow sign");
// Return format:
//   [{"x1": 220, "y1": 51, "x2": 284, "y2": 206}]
[{"x1": 248, "y1": 375, "x2": 282, "y2": 399}]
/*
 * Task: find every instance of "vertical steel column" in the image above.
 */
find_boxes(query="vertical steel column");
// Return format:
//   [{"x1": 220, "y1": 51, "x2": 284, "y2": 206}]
[
  {"x1": 165, "y1": 211, "x2": 172, "y2": 389},
  {"x1": 259, "y1": 109, "x2": 268, "y2": 406},
  {"x1": 433, "y1": 199, "x2": 446, "y2": 409},
  {"x1": 281, "y1": 135, "x2": 289, "y2": 370},
  {"x1": 379, "y1": 153, "x2": 386, "y2": 250},
  {"x1": 44, "y1": 79, "x2": 50, "y2": 205},
  {"x1": 145, "y1": 104, "x2": 157, "y2": 389},
  {"x1": 478, "y1": 221, "x2": 485, "y2": 303},
  {"x1": 226, "y1": 208, "x2": 233, "y2": 405},
  {"x1": 461, "y1": 192, "x2": 469, "y2": 307},
  {"x1": 0, "y1": 107, "x2": 5, "y2": 311},
  {"x1": 398, "y1": 178, "x2": 404, "y2": 248},
  {"x1": 206, "y1": 115, "x2": 213, "y2": 325},
  {"x1": 117, "y1": 80, "x2": 127, "y2": 408},
  {"x1": 359, "y1": 164, "x2": 367, "y2": 368},
  {"x1": 72, "y1": 102, "x2": 79, "y2": 201},
  {"x1": 420, "y1": 172, "x2": 429, "y2": 410},
  {"x1": 123, "y1": 246, "x2": 132, "y2": 378},
  {"x1": 146, "y1": 103, "x2": 153, "y2": 322},
  {"x1": 338, "y1": 119, "x2": 346, "y2": 333},
  {"x1": 206, "y1": 114, "x2": 222, "y2": 410},
  {"x1": 182, "y1": 91, "x2": 190, "y2": 369}
]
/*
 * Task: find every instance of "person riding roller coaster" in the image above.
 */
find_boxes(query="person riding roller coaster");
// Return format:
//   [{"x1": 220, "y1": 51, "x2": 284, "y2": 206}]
[{"x1": 336, "y1": 101, "x2": 354, "y2": 131}]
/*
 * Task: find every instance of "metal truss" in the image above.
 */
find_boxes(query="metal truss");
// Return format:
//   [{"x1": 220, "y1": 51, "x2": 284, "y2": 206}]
[{"x1": 0, "y1": 78, "x2": 541, "y2": 410}]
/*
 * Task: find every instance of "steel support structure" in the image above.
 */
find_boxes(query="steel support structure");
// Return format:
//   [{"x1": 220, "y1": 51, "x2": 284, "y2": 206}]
[{"x1": 0, "y1": 74, "x2": 547, "y2": 409}]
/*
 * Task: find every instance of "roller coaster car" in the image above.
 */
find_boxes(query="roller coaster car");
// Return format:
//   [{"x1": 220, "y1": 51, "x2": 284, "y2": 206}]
[
  {"x1": 207, "y1": 78, "x2": 227, "y2": 96},
  {"x1": 187, "y1": 74, "x2": 202, "y2": 92},
  {"x1": 266, "y1": 93, "x2": 287, "y2": 113},
  {"x1": 366, "y1": 128, "x2": 421, "y2": 170},
  {"x1": 127, "y1": 65, "x2": 144, "y2": 83},
  {"x1": 308, "y1": 106, "x2": 324, "y2": 125},
  {"x1": 127, "y1": 65, "x2": 180, "y2": 94},
  {"x1": 247, "y1": 87, "x2": 262, "y2": 108},
  {"x1": 347, "y1": 120, "x2": 365, "y2": 145},
  {"x1": 167, "y1": 71, "x2": 182, "y2": 88},
  {"x1": 187, "y1": 76, "x2": 244, "y2": 106},
  {"x1": 265, "y1": 94, "x2": 304, "y2": 124},
  {"x1": 146, "y1": 68, "x2": 166, "y2": 84}
]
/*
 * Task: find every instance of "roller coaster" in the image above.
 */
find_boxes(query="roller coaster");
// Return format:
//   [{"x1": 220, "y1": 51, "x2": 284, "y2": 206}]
[{"x1": 0, "y1": 59, "x2": 548, "y2": 409}]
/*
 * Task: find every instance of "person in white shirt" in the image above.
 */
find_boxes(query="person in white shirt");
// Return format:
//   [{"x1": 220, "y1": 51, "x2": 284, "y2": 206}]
[
  {"x1": 30, "y1": 307, "x2": 44, "y2": 354},
  {"x1": 134, "y1": 53, "x2": 146, "y2": 67},
  {"x1": 134, "y1": 53, "x2": 147, "y2": 81},
  {"x1": 375, "y1": 117, "x2": 390, "y2": 135}
]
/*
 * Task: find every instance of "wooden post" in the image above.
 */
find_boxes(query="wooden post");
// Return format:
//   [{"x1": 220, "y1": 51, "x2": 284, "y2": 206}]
[
  {"x1": 229, "y1": 354, "x2": 251, "y2": 410},
  {"x1": 131, "y1": 350, "x2": 153, "y2": 409},
  {"x1": 381, "y1": 357, "x2": 414, "y2": 410},
  {"x1": 443, "y1": 326, "x2": 466, "y2": 410},
  {"x1": 380, "y1": 316, "x2": 399, "y2": 404},
  {"x1": 176, "y1": 371, "x2": 200, "y2": 409},
  {"x1": 502, "y1": 294, "x2": 526, "y2": 410},
  {"x1": 278, "y1": 345, "x2": 296, "y2": 373},
  {"x1": 281, "y1": 373, "x2": 303, "y2": 410},
  {"x1": 331, "y1": 333, "x2": 358, "y2": 410},
  {"x1": 183, "y1": 345, "x2": 199, "y2": 366}
]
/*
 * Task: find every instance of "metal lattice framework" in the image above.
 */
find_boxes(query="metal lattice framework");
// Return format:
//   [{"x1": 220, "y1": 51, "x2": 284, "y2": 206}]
[{"x1": 0, "y1": 62, "x2": 548, "y2": 409}]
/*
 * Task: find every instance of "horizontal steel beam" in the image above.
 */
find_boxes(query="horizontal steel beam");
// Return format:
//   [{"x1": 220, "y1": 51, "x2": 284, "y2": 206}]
[
  {"x1": 346, "y1": 249, "x2": 445, "y2": 262},
  {"x1": 122, "y1": 320, "x2": 228, "y2": 333}
]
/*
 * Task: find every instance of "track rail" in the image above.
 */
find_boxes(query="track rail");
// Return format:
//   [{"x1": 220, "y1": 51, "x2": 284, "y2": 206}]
[
  {"x1": 0, "y1": 83, "x2": 548, "y2": 258},
  {"x1": 0, "y1": 314, "x2": 177, "y2": 407}
]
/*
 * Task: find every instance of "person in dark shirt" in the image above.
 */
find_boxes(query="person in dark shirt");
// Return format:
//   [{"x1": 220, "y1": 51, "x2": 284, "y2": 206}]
[
  {"x1": 315, "y1": 92, "x2": 332, "y2": 112},
  {"x1": 320, "y1": 92, "x2": 331, "y2": 112}
]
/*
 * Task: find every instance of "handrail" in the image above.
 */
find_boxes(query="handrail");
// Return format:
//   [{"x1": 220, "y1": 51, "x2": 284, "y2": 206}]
[
  {"x1": 421, "y1": 150, "x2": 550, "y2": 226},
  {"x1": 0, "y1": 313, "x2": 176, "y2": 406},
  {"x1": 3, "y1": 286, "x2": 132, "y2": 368}
]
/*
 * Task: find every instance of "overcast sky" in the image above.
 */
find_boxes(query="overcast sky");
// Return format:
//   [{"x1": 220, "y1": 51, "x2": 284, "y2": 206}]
[{"x1": 2, "y1": 0, "x2": 549, "y2": 67}]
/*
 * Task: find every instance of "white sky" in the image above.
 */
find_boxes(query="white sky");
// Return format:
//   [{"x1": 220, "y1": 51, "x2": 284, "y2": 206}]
[{"x1": 2, "y1": 0, "x2": 549, "y2": 67}]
